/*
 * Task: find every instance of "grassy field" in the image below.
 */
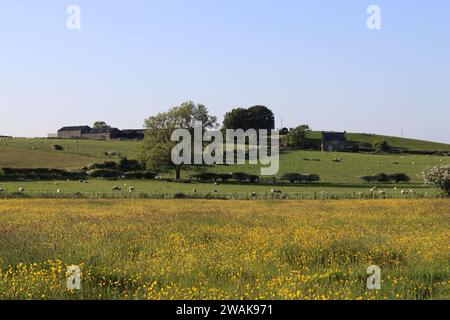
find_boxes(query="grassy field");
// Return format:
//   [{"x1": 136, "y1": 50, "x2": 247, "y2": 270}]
[
  {"x1": 0, "y1": 179, "x2": 440, "y2": 200},
  {"x1": 306, "y1": 131, "x2": 450, "y2": 152},
  {"x1": 1, "y1": 139, "x2": 449, "y2": 184},
  {"x1": 0, "y1": 199, "x2": 448, "y2": 300}
]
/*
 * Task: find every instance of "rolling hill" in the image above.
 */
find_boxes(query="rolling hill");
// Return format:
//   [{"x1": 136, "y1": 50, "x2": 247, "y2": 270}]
[{"x1": 0, "y1": 134, "x2": 449, "y2": 184}]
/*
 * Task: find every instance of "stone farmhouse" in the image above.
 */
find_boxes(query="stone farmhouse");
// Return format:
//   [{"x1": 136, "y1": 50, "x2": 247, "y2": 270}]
[
  {"x1": 57, "y1": 126, "x2": 145, "y2": 140},
  {"x1": 321, "y1": 131, "x2": 347, "y2": 152}
]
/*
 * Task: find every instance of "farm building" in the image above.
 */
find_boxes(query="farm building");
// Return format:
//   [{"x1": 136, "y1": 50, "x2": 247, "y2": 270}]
[
  {"x1": 81, "y1": 127, "x2": 123, "y2": 140},
  {"x1": 57, "y1": 126, "x2": 92, "y2": 139},
  {"x1": 57, "y1": 126, "x2": 145, "y2": 140},
  {"x1": 321, "y1": 131, "x2": 347, "y2": 152},
  {"x1": 120, "y1": 129, "x2": 145, "y2": 140}
]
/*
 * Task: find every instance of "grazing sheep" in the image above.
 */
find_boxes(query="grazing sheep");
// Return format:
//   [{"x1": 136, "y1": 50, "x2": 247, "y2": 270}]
[
  {"x1": 192, "y1": 188, "x2": 197, "y2": 193},
  {"x1": 378, "y1": 190, "x2": 386, "y2": 195},
  {"x1": 271, "y1": 189, "x2": 283, "y2": 194},
  {"x1": 409, "y1": 189, "x2": 414, "y2": 193},
  {"x1": 250, "y1": 192, "x2": 257, "y2": 197},
  {"x1": 129, "y1": 186, "x2": 135, "y2": 192},
  {"x1": 56, "y1": 189, "x2": 61, "y2": 194},
  {"x1": 112, "y1": 186, "x2": 122, "y2": 191},
  {"x1": 18, "y1": 187, "x2": 24, "y2": 193},
  {"x1": 370, "y1": 187, "x2": 377, "y2": 192}
]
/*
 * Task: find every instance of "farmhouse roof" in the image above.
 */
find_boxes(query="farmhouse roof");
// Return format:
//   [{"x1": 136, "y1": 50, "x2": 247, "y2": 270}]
[
  {"x1": 58, "y1": 126, "x2": 91, "y2": 132},
  {"x1": 322, "y1": 131, "x2": 347, "y2": 141},
  {"x1": 88, "y1": 127, "x2": 120, "y2": 134},
  {"x1": 120, "y1": 129, "x2": 145, "y2": 133}
]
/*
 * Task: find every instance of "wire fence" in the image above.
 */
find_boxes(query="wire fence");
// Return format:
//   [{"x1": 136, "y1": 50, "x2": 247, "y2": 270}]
[{"x1": 0, "y1": 190, "x2": 447, "y2": 200}]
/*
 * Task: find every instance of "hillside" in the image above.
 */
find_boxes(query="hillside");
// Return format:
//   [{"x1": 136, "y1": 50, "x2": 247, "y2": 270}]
[{"x1": 306, "y1": 131, "x2": 450, "y2": 152}]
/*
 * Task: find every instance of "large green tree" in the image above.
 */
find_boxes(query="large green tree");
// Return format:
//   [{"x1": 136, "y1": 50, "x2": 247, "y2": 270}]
[
  {"x1": 247, "y1": 105, "x2": 275, "y2": 130},
  {"x1": 140, "y1": 101, "x2": 218, "y2": 180},
  {"x1": 223, "y1": 105, "x2": 274, "y2": 130}
]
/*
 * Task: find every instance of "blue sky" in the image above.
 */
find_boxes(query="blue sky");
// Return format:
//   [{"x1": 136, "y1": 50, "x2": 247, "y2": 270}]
[{"x1": 1, "y1": 0, "x2": 449, "y2": 142}]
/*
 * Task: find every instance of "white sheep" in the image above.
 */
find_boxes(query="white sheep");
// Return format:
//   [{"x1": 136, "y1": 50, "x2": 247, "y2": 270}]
[
  {"x1": 18, "y1": 187, "x2": 24, "y2": 193},
  {"x1": 271, "y1": 189, "x2": 283, "y2": 194},
  {"x1": 250, "y1": 192, "x2": 257, "y2": 197},
  {"x1": 192, "y1": 188, "x2": 197, "y2": 193},
  {"x1": 370, "y1": 187, "x2": 377, "y2": 192},
  {"x1": 129, "y1": 186, "x2": 135, "y2": 192}
]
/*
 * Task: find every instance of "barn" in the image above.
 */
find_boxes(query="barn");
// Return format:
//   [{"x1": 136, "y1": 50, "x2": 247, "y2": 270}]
[
  {"x1": 57, "y1": 126, "x2": 92, "y2": 139},
  {"x1": 321, "y1": 131, "x2": 347, "y2": 152},
  {"x1": 57, "y1": 126, "x2": 144, "y2": 140}
]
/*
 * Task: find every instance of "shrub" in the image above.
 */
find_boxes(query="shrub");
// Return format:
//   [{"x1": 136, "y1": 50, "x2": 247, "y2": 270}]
[
  {"x1": 0, "y1": 167, "x2": 86, "y2": 180},
  {"x1": 119, "y1": 157, "x2": 143, "y2": 172},
  {"x1": 303, "y1": 174, "x2": 320, "y2": 183},
  {"x1": 282, "y1": 172, "x2": 320, "y2": 184},
  {"x1": 232, "y1": 172, "x2": 250, "y2": 182},
  {"x1": 374, "y1": 172, "x2": 390, "y2": 183},
  {"x1": 360, "y1": 175, "x2": 378, "y2": 183},
  {"x1": 122, "y1": 171, "x2": 157, "y2": 179},
  {"x1": 193, "y1": 172, "x2": 219, "y2": 182},
  {"x1": 282, "y1": 173, "x2": 302, "y2": 183},
  {"x1": 87, "y1": 169, "x2": 121, "y2": 179},
  {"x1": 218, "y1": 173, "x2": 232, "y2": 182},
  {"x1": 388, "y1": 173, "x2": 411, "y2": 183},
  {"x1": 423, "y1": 165, "x2": 450, "y2": 195}
]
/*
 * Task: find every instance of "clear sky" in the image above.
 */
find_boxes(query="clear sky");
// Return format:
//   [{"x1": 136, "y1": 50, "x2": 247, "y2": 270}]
[{"x1": 1, "y1": 0, "x2": 449, "y2": 142}]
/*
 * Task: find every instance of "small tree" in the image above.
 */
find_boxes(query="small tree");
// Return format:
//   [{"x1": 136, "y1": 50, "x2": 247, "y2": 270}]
[
  {"x1": 284, "y1": 125, "x2": 311, "y2": 149},
  {"x1": 424, "y1": 165, "x2": 450, "y2": 195}
]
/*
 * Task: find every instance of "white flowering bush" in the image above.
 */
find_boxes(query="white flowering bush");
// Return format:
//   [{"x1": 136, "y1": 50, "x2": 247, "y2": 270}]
[{"x1": 423, "y1": 165, "x2": 450, "y2": 195}]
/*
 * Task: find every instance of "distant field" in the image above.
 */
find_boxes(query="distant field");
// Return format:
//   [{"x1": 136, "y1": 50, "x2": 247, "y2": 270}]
[
  {"x1": 0, "y1": 138, "x2": 139, "y2": 160},
  {"x1": 0, "y1": 199, "x2": 448, "y2": 300},
  {"x1": 0, "y1": 147, "x2": 97, "y2": 169},
  {"x1": 209, "y1": 150, "x2": 448, "y2": 183}
]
